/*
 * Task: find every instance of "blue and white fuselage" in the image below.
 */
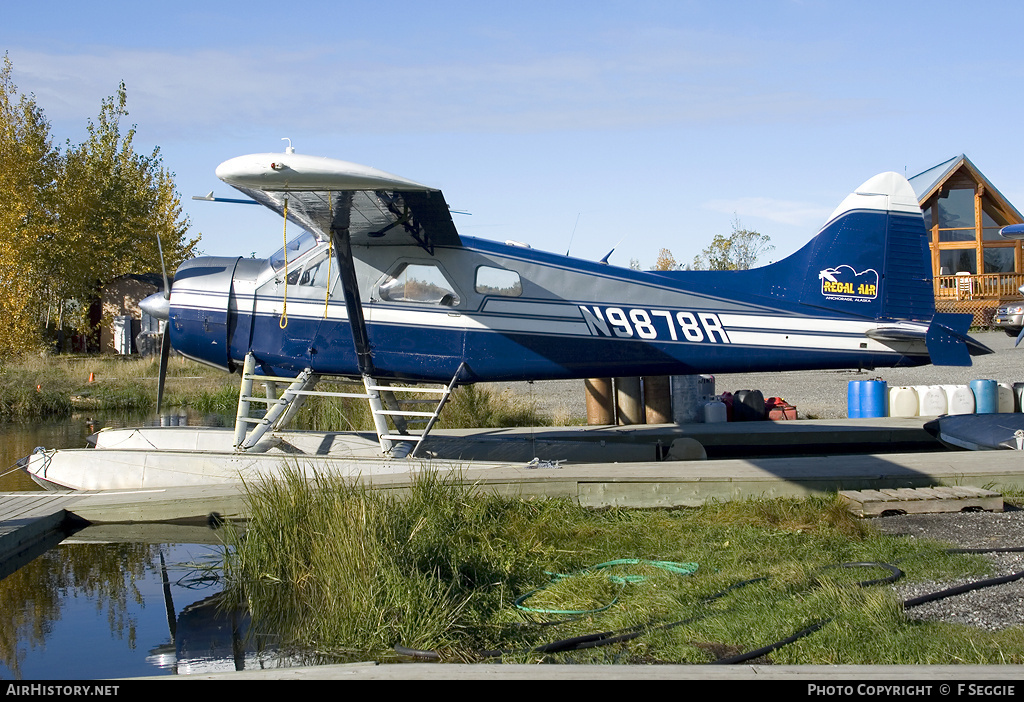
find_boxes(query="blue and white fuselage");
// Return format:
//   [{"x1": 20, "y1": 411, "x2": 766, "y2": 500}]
[{"x1": 163, "y1": 154, "x2": 989, "y2": 385}]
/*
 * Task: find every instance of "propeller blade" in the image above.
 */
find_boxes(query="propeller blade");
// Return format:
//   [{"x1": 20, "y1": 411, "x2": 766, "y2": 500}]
[
  {"x1": 157, "y1": 323, "x2": 171, "y2": 415},
  {"x1": 155, "y1": 232, "x2": 171, "y2": 300}
]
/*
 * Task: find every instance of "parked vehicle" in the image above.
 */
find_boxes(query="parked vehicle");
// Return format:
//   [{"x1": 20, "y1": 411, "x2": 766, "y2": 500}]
[{"x1": 993, "y1": 302, "x2": 1024, "y2": 336}]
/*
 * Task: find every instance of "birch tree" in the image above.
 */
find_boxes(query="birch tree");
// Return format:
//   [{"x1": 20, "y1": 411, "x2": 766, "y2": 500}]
[{"x1": 692, "y1": 217, "x2": 773, "y2": 271}]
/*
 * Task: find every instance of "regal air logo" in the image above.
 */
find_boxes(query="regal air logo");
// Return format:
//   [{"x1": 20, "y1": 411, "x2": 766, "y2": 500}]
[{"x1": 819, "y1": 266, "x2": 879, "y2": 302}]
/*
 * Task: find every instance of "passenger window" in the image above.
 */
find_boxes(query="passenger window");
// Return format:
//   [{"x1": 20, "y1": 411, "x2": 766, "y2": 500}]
[
  {"x1": 475, "y1": 266, "x2": 522, "y2": 296},
  {"x1": 378, "y1": 263, "x2": 460, "y2": 306}
]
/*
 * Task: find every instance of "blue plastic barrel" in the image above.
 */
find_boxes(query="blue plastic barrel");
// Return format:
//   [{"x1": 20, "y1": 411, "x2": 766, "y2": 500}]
[
  {"x1": 847, "y1": 380, "x2": 862, "y2": 418},
  {"x1": 970, "y1": 379, "x2": 998, "y2": 414},
  {"x1": 862, "y1": 380, "x2": 888, "y2": 418}
]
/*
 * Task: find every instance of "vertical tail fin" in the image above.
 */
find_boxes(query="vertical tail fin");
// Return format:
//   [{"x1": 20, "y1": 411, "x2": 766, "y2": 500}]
[
  {"x1": 756, "y1": 172, "x2": 987, "y2": 364},
  {"x1": 758, "y1": 172, "x2": 933, "y2": 322},
  {"x1": 799, "y1": 172, "x2": 933, "y2": 321}
]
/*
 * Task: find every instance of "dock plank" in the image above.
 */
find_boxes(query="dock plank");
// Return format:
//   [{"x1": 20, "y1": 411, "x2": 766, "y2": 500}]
[{"x1": 839, "y1": 485, "x2": 1003, "y2": 517}]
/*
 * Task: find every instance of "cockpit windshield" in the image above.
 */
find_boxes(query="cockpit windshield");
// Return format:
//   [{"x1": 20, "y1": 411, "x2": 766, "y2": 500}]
[{"x1": 269, "y1": 230, "x2": 322, "y2": 272}]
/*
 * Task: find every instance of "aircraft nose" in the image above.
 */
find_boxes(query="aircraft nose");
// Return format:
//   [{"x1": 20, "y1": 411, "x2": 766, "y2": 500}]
[{"x1": 140, "y1": 292, "x2": 170, "y2": 320}]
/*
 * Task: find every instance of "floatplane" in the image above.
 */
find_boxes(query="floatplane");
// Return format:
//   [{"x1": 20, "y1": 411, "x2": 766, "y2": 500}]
[{"x1": 22, "y1": 146, "x2": 992, "y2": 490}]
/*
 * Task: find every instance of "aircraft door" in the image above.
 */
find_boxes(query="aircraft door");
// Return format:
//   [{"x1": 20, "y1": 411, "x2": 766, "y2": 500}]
[
  {"x1": 252, "y1": 248, "x2": 335, "y2": 373},
  {"x1": 227, "y1": 257, "x2": 263, "y2": 367}
]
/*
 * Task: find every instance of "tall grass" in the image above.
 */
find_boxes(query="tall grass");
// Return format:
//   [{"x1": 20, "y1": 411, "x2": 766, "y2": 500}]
[
  {"x1": 222, "y1": 468, "x2": 574, "y2": 657},
  {"x1": 221, "y1": 477, "x2": 1023, "y2": 664}
]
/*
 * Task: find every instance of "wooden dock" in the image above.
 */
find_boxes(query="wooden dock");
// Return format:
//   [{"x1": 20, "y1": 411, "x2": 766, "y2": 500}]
[{"x1": 0, "y1": 492, "x2": 87, "y2": 579}]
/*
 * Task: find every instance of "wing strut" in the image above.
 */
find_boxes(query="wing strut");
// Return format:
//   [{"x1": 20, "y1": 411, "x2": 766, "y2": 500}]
[{"x1": 329, "y1": 191, "x2": 375, "y2": 376}]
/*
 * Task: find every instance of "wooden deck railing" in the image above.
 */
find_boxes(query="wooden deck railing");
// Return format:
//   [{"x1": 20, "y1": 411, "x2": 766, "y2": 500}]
[{"x1": 934, "y1": 273, "x2": 1024, "y2": 300}]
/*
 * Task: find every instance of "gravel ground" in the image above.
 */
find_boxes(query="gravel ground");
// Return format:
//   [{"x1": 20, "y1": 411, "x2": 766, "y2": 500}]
[
  {"x1": 872, "y1": 509, "x2": 1024, "y2": 632},
  {"x1": 486, "y1": 330, "x2": 1024, "y2": 421}
]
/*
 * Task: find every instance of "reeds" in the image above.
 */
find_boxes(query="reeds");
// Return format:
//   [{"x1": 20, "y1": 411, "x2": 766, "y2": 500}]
[
  {"x1": 0, "y1": 354, "x2": 239, "y2": 420},
  {"x1": 222, "y1": 468, "x2": 573, "y2": 658}
]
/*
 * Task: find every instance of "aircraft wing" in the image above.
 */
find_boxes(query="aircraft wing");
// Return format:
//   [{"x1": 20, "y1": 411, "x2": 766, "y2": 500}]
[{"x1": 216, "y1": 153, "x2": 461, "y2": 251}]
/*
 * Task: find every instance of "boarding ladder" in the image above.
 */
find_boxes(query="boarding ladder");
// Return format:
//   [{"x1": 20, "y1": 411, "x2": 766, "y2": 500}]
[{"x1": 232, "y1": 353, "x2": 463, "y2": 457}]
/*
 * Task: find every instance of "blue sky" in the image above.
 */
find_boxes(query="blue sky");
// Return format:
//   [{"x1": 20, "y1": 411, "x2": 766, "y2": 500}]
[{"x1": 3, "y1": 0, "x2": 1023, "y2": 268}]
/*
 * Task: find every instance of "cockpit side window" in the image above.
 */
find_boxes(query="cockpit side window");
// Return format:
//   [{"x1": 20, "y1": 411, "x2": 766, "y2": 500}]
[
  {"x1": 377, "y1": 262, "x2": 461, "y2": 306},
  {"x1": 286, "y1": 250, "x2": 332, "y2": 288},
  {"x1": 270, "y1": 230, "x2": 322, "y2": 272},
  {"x1": 475, "y1": 266, "x2": 522, "y2": 297}
]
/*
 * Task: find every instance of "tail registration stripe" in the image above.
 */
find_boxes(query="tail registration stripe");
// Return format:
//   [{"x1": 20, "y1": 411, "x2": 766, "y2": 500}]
[
  {"x1": 726, "y1": 330, "x2": 893, "y2": 352},
  {"x1": 717, "y1": 314, "x2": 875, "y2": 335}
]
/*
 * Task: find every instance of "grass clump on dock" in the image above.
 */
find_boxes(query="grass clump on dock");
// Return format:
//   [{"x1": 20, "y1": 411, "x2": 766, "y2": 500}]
[
  {"x1": 222, "y1": 468, "x2": 576, "y2": 658},
  {"x1": 221, "y1": 476, "x2": 1023, "y2": 665}
]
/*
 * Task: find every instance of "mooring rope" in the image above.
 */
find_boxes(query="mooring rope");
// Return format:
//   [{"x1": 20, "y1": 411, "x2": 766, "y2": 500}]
[{"x1": 279, "y1": 195, "x2": 290, "y2": 329}]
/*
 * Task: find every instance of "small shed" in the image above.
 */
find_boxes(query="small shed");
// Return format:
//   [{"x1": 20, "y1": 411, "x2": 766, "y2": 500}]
[{"x1": 99, "y1": 273, "x2": 167, "y2": 354}]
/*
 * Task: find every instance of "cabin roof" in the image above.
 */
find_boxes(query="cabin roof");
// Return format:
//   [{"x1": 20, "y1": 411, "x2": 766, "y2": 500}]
[{"x1": 908, "y1": 154, "x2": 1024, "y2": 223}]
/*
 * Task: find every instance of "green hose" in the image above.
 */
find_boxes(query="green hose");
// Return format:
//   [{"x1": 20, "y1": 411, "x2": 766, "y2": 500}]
[{"x1": 514, "y1": 558, "x2": 698, "y2": 616}]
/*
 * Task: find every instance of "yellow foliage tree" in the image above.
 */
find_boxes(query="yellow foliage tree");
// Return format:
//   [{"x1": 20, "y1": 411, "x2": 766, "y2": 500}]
[
  {"x1": 652, "y1": 247, "x2": 679, "y2": 271},
  {"x1": 0, "y1": 55, "x2": 59, "y2": 356},
  {"x1": 0, "y1": 56, "x2": 199, "y2": 356}
]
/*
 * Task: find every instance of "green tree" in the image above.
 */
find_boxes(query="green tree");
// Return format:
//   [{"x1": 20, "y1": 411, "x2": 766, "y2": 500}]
[
  {"x1": 52, "y1": 82, "x2": 198, "y2": 334},
  {"x1": 692, "y1": 217, "x2": 773, "y2": 271},
  {"x1": 0, "y1": 57, "x2": 199, "y2": 355}
]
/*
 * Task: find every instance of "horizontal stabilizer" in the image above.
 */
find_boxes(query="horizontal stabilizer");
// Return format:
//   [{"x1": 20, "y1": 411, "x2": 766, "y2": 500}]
[{"x1": 926, "y1": 313, "x2": 991, "y2": 366}]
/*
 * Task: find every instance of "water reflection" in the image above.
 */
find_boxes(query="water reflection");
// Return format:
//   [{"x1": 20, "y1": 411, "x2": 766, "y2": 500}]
[
  {"x1": 0, "y1": 522, "x2": 328, "y2": 680},
  {"x1": 0, "y1": 413, "x2": 327, "y2": 679}
]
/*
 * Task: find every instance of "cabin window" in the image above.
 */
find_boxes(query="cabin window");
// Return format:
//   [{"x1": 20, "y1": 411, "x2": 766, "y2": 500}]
[
  {"x1": 271, "y1": 230, "x2": 322, "y2": 272},
  {"x1": 984, "y1": 247, "x2": 1015, "y2": 274},
  {"x1": 475, "y1": 266, "x2": 522, "y2": 297},
  {"x1": 286, "y1": 250, "x2": 332, "y2": 288},
  {"x1": 378, "y1": 262, "x2": 460, "y2": 306}
]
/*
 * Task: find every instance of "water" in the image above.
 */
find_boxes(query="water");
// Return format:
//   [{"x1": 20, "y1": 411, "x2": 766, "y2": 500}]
[{"x1": 0, "y1": 414, "x2": 313, "y2": 680}]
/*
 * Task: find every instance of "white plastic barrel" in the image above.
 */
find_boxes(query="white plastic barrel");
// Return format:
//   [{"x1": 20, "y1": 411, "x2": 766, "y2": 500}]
[
  {"x1": 998, "y1": 383, "x2": 1014, "y2": 413},
  {"x1": 941, "y1": 385, "x2": 976, "y2": 415},
  {"x1": 914, "y1": 385, "x2": 947, "y2": 416},
  {"x1": 888, "y1": 386, "x2": 919, "y2": 417},
  {"x1": 703, "y1": 400, "x2": 728, "y2": 423},
  {"x1": 1014, "y1": 382, "x2": 1024, "y2": 412}
]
